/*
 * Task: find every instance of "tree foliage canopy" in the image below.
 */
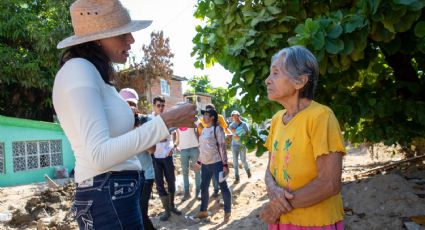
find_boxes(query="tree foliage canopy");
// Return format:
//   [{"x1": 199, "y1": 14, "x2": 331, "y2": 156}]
[
  {"x1": 0, "y1": 0, "x2": 73, "y2": 121},
  {"x1": 193, "y1": 0, "x2": 425, "y2": 153},
  {"x1": 186, "y1": 75, "x2": 233, "y2": 114},
  {"x1": 115, "y1": 30, "x2": 174, "y2": 113},
  {"x1": 187, "y1": 75, "x2": 213, "y2": 93},
  {"x1": 140, "y1": 31, "x2": 174, "y2": 86},
  {"x1": 117, "y1": 31, "x2": 174, "y2": 90}
]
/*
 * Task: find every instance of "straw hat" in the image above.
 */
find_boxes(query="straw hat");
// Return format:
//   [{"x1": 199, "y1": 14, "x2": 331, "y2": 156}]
[{"x1": 57, "y1": 0, "x2": 152, "y2": 49}]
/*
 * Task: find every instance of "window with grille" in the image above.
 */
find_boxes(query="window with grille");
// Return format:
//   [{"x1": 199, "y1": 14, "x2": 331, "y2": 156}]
[
  {"x1": 160, "y1": 79, "x2": 170, "y2": 96},
  {"x1": 0, "y1": 142, "x2": 4, "y2": 174},
  {"x1": 12, "y1": 140, "x2": 63, "y2": 172}
]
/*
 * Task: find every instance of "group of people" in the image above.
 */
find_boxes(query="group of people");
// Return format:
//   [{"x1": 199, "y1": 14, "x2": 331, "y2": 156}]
[
  {"x1": 119, "y1": 87, "x2": 251, "y2": 228},
  {"x1": 52, "y1": 0, "x2": 345, "y2": 229}
]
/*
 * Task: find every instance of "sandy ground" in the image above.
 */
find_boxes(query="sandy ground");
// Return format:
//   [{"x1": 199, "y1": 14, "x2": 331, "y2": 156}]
[{"x1": 1, "y1": 144, "x2": 424, "y2": 230}]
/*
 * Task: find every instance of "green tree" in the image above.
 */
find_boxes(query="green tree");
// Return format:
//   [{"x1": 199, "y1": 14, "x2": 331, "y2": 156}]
[
  {"x1": 193, "y1": 0, "x2": 425, "y2": 154},
  {"x1": 115, "y1": 31, "x2": 174, "y2": 113},
  {"x1": 187, "y1": 75, "x2": 213, "y2": 93},
  {"x1": 211, "y1": 86, "x2": 233, "y2": 114},
  {"x1": 186, "y1": 75, "x2": 233, "y2": 114},
  {"x1": 0, "y1": 0, "x2": 73, "y2": 121}
]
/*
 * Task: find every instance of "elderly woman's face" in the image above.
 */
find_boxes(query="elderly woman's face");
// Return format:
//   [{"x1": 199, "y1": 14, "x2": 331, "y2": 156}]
[
  {"x1": 265, "y1": 56, "x2": 298, "y2": 102},
  {"x1": 99, "y1": 33, "x2": 135, "y2": 64}
]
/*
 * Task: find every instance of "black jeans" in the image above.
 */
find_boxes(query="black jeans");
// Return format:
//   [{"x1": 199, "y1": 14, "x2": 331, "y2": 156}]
[
  {"x1": 153, "y1": 156, "x2": 176, "y2": 196},
  {"x1": 72, "y1": 171, "x2": 143, "y2": 230},
  {"x1": 140, "y1": 171, "x2": 154, "y2": 228}
]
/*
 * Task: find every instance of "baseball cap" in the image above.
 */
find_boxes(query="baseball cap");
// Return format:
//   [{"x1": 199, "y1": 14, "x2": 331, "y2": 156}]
[
  {"x1": 231, "y1": 110, "x2": 240, "y2": 116},
  {"x1": 119, "y1": 88, "x2": 139, "y2": 105}
]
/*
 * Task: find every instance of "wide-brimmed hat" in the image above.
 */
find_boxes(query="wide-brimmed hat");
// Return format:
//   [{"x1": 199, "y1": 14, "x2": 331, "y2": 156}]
[
  {"x1": 57, "y1": 0, "x2": 152, "y2": 49},
  {"x1": 119, "y1": 88, "x2": 139, "y2": 105}
]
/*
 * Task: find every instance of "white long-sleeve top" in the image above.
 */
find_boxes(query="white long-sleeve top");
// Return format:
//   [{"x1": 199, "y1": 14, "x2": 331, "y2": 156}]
[{"x1": 53, "y1": 58, "x2": 170, "y2": 183}]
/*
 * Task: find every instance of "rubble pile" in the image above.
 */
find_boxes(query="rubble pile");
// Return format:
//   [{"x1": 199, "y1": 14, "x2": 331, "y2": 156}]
[{"x1": 7, "y1": 183, "x2": 77, "y2": 230}]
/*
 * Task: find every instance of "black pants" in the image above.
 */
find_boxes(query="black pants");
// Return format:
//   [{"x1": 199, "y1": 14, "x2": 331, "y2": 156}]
[
  {"x1": 153, "y1": 156, "x2": 176, "y2": 196},
  {"x1": 140, "y1": 171, "x2": 154, "y2": 229}
]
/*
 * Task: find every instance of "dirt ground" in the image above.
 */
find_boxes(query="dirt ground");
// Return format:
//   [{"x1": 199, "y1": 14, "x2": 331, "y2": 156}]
[{"x1": 0, "y1": 144, "x2": 424, "y2": 230}]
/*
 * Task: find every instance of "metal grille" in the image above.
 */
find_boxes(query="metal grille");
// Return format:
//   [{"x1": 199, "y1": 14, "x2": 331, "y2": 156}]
[
  {"x1": 0, "y1": 143, "x2": 4, "y2": 174},
  {"x1": 12, "y1": 140, "x2": 63, "y2": 172}
]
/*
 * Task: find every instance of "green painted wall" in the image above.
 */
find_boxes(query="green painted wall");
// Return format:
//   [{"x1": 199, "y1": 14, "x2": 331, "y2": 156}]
[{"x1": 0, "y1": 116, "x2": 75, "y2": 187}]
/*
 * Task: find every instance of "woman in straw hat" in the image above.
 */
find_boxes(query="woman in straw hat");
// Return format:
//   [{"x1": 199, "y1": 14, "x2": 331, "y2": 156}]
[{"x1": 52, "y1": 0, "x2": 196, "y2": 229}]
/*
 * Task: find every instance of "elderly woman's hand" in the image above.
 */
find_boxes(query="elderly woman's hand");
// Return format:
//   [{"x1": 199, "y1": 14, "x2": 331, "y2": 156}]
[
  {"x1": 260, "y1": 187, "x2": 294, "y2": 224},
  {"x1": 260, "y1": 202, "x2": 280, "y2": 224}
]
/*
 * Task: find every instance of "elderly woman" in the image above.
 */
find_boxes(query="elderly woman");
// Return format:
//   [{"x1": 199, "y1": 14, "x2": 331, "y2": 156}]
[
  {"x1": 53, "y1": 0, "x2": 196, "y2": 229},
  {"x1": 260, "y1": 46, "x2": 345, "y2": 229}
]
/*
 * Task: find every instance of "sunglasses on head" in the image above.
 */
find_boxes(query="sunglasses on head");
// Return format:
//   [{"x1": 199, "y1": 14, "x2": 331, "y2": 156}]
[{"x1": 155, "y1": 104, "x2": 165, "y2": 108}]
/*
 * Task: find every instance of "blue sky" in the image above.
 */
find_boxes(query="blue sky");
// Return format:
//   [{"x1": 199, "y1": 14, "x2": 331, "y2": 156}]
[{"x1": 121, "y1": 0, "x2": 233, "y2": 90}]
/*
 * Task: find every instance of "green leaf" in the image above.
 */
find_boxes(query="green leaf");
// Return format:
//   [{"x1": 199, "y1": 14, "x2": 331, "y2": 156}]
[
  {"x1": 327, "y1": 24, "x2": 343, "y2": 39},
  {"x1": 242, "y1": 10, "x2": 257, "y2": 18},
  {"x1": 267, "y1": 6, "x2": 282, "y2": 15},
  {"x1": 278, "y1": 16, "x2": 297, "y2": 23},
  {"x1": 311, "y1": 31, "x2": 325, "y2": 50},
  {"x1": 214, "y1": 0, "x2": 225, "y2": 5},
  {"x1": 305, "y1": 18, "x2": 321, "y2": 34},
  {"x1": 393, "y1": 0, "x2": 425, "y2": 11},
  {"x1": 414, "y1": 21, "x2": 425, "y2": 38},
  {"x1": 224, "y1": 14, "x2": 234, "y2": 24},
  {"x1": 264, "y1": 0, "x2": 276, "y2": 7},
  {"x1": 344, "y1": 14, "x2": 366, "y2": 33},
  {"x1": 245, "y1": 71, "x2": 255, "y2": 84},
  {"x1": 294, "y1": 24, "x2": 306, "y2": 34},
  {"x1": 325, "y1": 38, "x2": 344, "y2": 54},
  {"x1": 340, "y1": 37, "x2": 355, "y2": 55}
]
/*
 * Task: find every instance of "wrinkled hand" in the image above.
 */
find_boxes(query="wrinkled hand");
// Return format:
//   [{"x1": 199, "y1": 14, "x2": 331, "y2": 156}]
[
  {"x1": 161, "y1": 103, "x2": 197, "y2": 128},
  {"x1": 193, "y1": 162, "x2": 201, "y2": 172},
  {"x1": 259, "y1": 202, "x2": 280, "y2": 224},
  {"x1": 267, "y1": 185, "x2": 294, "y2": 213},
  {"x1": 267, "y1": 183, "x2": 284, "y2": 200},
  {"x1": 260, "y1": 188, "x2": 294, "y2": 224}
]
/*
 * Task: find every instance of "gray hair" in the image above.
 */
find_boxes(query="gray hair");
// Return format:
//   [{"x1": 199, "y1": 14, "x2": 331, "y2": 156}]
[{"x1": 271, "y1": 45, "x2": 319, "y2": 99}]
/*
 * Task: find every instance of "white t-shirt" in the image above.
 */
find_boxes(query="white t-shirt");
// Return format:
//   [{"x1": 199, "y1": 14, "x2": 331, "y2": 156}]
[
  {"x1": 154, "y1": 136, "x2": 174, "y2": 159},
  {"x1": 177, "y1": 128, "x2": 199, "y2": 150},
  {"x1": 52, "y1": 58, "x2": 169, "y2": 183}
]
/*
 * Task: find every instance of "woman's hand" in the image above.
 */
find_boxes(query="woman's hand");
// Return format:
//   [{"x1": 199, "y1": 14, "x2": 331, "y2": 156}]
[
  {"x1": 259, "y1": 202, "x2": 280, "y2": 224},
  {"x1": 161, "y1": 103, "x2": 197, "y2": 128},
  {"x1": 268, "y1": 186, "x2": 294, "y2": 213},
  {"x1": 260, "y1": 189, "x2": 294, "y2": 224},
  {"x1": 223, "y1": 165, "x2": 229, "y2": 176},
  {"x1": 193, "y1": 162, "x2": 201, "y2": 172}
]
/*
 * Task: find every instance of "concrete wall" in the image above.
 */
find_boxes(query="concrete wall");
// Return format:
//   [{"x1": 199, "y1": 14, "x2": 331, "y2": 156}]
[{"x1": 0, "y1": 116, "x2": 75, "y2": 187}]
